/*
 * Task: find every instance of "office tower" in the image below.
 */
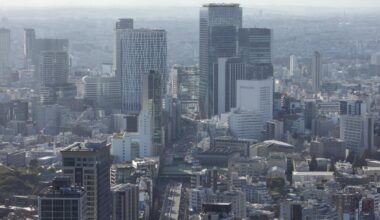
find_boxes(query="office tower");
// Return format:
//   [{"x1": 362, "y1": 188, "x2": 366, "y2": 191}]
[
  {"x1": 168, "y1": 67, "x2": 179, "y2": 98},
  {"x1": 229, "y1": 108, "x2": 264, "y2": 139},
  {"x1": 0, "y1": 28, "x2": 11, "y2": 79},
  {"x1": 265, "y1": 120, "x2": 284, "y2": 141},
  {"x1": 111, "y1": 71, "x2": 162, "y2": 162},
  {"x1": 289, "y1": 55, "x2": 297, "y2": 76},
  {"x1": 199, "y1": 3, "x2": 242, "y2": 118},
  {"x1": 114, "y1": 18, "x2": 134, "y2": 80},
  {"x1": 24, "y1": 28, "x2": 35, "y2": 68},
  {"x1": 23, "y1": 28, "x2": 69, "y2": 81},
  {"x1": 40, "y1": 51, "x2": 68, "y2": 87},
  {"x1": 111, "y1": 184, "x2": 139, "y2": 220},
  {"x1": 339, "y1": 99, "x2": 374, "y2": 153},
  {"x1": 238, "y1": 28, "x2": 272, "y2": 64},
  {"x1": 81, "y1": 75, "x2": 121, "y2": 113},
  {"x1": 340, "y1": 114, "x2": 375, "y2": 154},
  {"x1": 171, "y1": 65, "x2": 200, "y2": 115},
  {"x1": 236, "y1": 77, "x2": 274, "y2": 123},
  {"x1": 304, "y1": 100, "x2": 317, "y2": 130},
  {"x1": 38, "y1": 177, "x2": 87, "y2": 220},
  {"x1": 116, "y1": 18, "x2": 134, "y2": 29},
  {"x1": 116, "y1": 27, "x2": 166, "y2": 114},
  {"x1": 339, "y1": 100, "x2": 366, "y2": 116},
  {"x1": 214, "y1": 57, "x2": 245, "y2": 114},
  {"x1": 10, "y1": 100, "x2": 28, "y2": 121},
  {"x1": 311, "y1": 51, "x2": 322, "y2": 93},
  {"x1": 111, "y1": 111, "x2": 153, "y2": 162},
  {"x1": 61, "y1": 141, "x2": 111, "y2": 220},
  {"x1": 39, "y1": 50, "x2": 76, "y2": 105},
  {"x1": 310, "y1": 137, "x2": 346, "y2": 160},
  {"x1": 143, "y1": 70, "x2": 163, "y2": 147}
]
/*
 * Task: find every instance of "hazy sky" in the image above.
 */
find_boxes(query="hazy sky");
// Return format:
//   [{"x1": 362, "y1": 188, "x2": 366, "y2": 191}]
[{"x1": 2, "y1": 0, "x2": 380, "y2": 8}]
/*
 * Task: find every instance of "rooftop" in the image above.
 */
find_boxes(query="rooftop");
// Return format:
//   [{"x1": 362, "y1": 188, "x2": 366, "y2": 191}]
[
  {"x1": 293, "y1": 171, "x2": 334, "y2": 176},
  {"x1": 39, "y1": 186, "x2": 85, "y2": 198},
  {"x1": 61, "y1": 140, "x2": 107, "y2": 152},
  {"x1": 203, "y1": 3, "x2": 240, "y2": 7},
  {"x1": 111, "y1": 183, "x2": 137, "y2": 192}
]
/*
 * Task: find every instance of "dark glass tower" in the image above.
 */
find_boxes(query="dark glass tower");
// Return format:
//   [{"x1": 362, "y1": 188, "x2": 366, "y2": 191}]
[{"x1": 199, "y1": 3, "x2": 242, "y2": 118}]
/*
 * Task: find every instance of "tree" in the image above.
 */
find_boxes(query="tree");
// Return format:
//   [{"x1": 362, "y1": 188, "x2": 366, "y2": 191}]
[{"x1": 266, "y1": 177, "x2": 285, "y2": 195}]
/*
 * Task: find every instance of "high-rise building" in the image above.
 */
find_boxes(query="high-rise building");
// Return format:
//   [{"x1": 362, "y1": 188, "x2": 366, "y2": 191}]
[
  {"x1": 199, "y1": 3, "x2": 242, "y2": 118},
  {"x1": 0, "y1": 28, "x2": 11, "y2": 79},
  {"x1": 111, "y1": 184, "x2": 139, "y2": 220},
  {"x1": 61, "y1": 141, "x2": 111, "y2": 220},
  {"x1": 228, "y1": 109, "x2": 264, "y2": 139},
  {"x1": 116, "y1": 18, "x2": 134, "y2": 30},
  {"x1": 265, "y1": 120, "x2": 284, "y2": 141},
  {"x1": 110, "y1": 111, "x2": 153, "y2": 162},
  {"x1": 113, "y1": 18, "x2": 134, "y2": 80},
  {"x1": 340, "y1": 114, "x2": 375, "y2": 154},
  {"x1": 81, "y1": 75, "x2": 121, "y2": 113},
  {"x1": 170, "y1": 65, "x2": 200, "y2": 115},
  {"x1": 143, "y1": 70, "x2": 163, "y2": 147},
  {"x1": 236, "y1": 77, "x2": 274, "y2": 123},
  {"x1": 311, "y1": 51, "x2": 322, "y2": 93},
  {"x1": 10, "y1": 100, "x2": 29, "y2": 121},
  {"x1": 214, "y1": 57, "x2": 245, "y2": 114},
  {"x1": 304, "y1": 100, "x2": 317, "y2": 130},
  {"x1": 38, "y1": 177, "x2": 87, "y2": 220},
  {"x1": 24, "y1": 28, "x2": 35, "y2": 68},
  {"x1": 339, "y1": 100, "x2": 366, "y2": 116},
  {"x1": 23, "y1": 28, "x2": 69, "y2": 82},
  {"x1": 40, "y1": 51, "x2": 69, "y2": 87},
  {"x1": 289, "y1": 55, "x2": 298, "y2": 76},
  {"x1": 39, "y1": 50, "x2": 76, "y2": 105},
  {"x1": 238, "y1": 28, "x2": 272, "y2": 64},
  {"x1": 116, "y1": 27, "x2": 166, "y2": 114}
]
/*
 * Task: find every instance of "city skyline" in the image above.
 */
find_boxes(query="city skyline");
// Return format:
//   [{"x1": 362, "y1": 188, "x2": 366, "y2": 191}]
[
  {"x1": 3, "y1": 0, "x2": 380, "y2": 8},
  {"x1": 1, "y1": 1, "x2": 380, "y2": 219}
]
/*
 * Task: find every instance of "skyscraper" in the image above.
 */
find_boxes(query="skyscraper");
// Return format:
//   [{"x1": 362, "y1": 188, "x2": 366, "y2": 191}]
[
  {"x1": 38, "y1": 177, "x2": 87, "y2": 220},
  {"x1": 236, "y1": 77, "x2": 273, "y2": 117},
  {"x1": 39, "y1": 50, "x2": 76, "y2": 105},
  {"x1": 23, "y1": 28, "x2": 69, "y2": 82},
  {"x1": 142, "y1": 70, "x2": 162, "y2": 148},
  {"x1": 61, "y1": 141, "x2": 111, "y2": 220},
  {"x1": 24, "y1": 28, "x2": 35, "y2": 68},
  {"x1": 199, "y1": 3, "x2": 242, "y2": 118},
  {"x1": 116, "y1": 27, "x2": 166, "y2": 114},
  {"x1": 238, "y1": 28, "x2": 272, "y2": 64},
  {"x1": 113, "y1": 18, "x2": 134, "y2": 80},
  {"x1": 40, "y1": 51, "x2": 69, "y2": 87},
  {"x1": 111, "y1": 184, "x2": 139, "y2": 220},
  {"x1": 215, "y1": 57, "x2": 245, "y2": 114},
  {"x1": 0, "y1": 28, "x2": 11, "y2": 80},
  {"x1": 311, "y1": 51, "x2": 322, "y2": 93},
  {"x1": 110, "y1": 111, "x2": 153, "y2": 162},
  {"x1": 170, "y1": 65, "x2": 200, "y2": 115},
  {"x1": 289, "y1": 55, "x2": 298, "y2": 76}
]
